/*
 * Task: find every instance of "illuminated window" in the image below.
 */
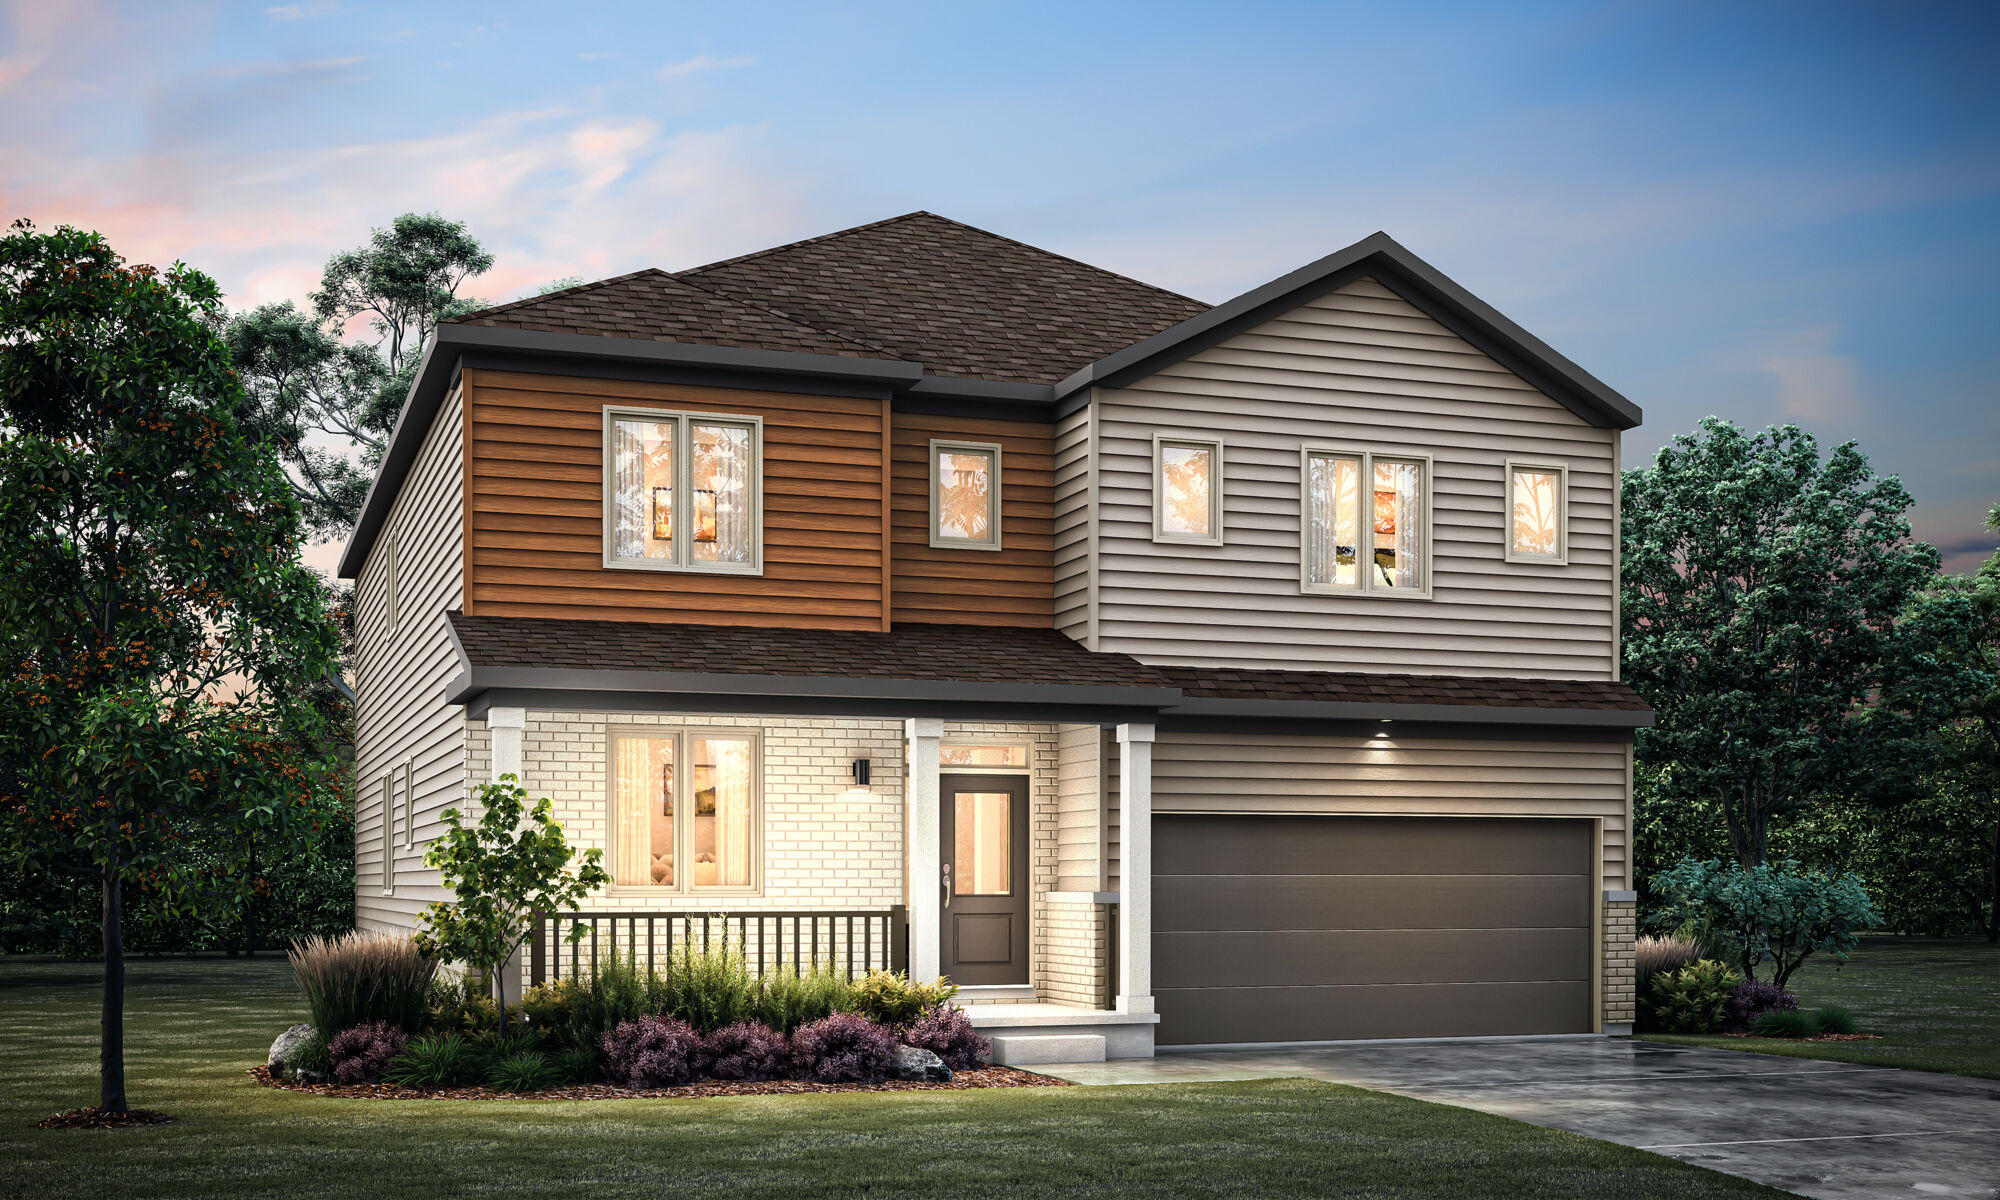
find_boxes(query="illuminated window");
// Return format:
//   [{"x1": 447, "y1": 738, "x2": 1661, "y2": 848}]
[
  {"x1": 930, "y1": 440, "x2": 1001, "y2": 550},
  {"x1": 611, "y1": 730, "x2": 759, "y2": 892},
  {"x1": 1506, "y1": 462, "x2": 1567, "y2": 565},
  {"x1": 940, "y1": 744, "x2": 1028, "y2": 768},
  {"x1": 605, "y1": 407, "x2": 761, "y2": 573},
  {"x1": 1303, "y1": 448, "x2": 1428, "y2": 595},
  {"x1": 1155, "y1": 435, "x2": 1222, "y2": 544}
]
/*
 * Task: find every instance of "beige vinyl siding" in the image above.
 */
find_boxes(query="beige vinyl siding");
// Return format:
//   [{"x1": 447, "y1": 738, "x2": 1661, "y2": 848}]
[
  {"x1": 1055, "y1": 724, "x2": 1107, "y2": 891},
  {"x1": 1152, "y1": 731, "x2": 1630, "y2": 891},
  {"x1": 1052, "y1": 404, "x2": 1095, "y2": 646},
  {"x1": 352, "y1": 384, "x2": 469, "y2": 933},
  {"x1": 1092, "y1": 276, "x2": 1619, "y2": 678}
]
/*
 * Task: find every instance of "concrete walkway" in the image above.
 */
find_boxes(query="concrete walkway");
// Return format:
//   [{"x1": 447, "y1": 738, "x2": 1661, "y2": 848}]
[{"x1": 1044, "y1": 1038, "x2": 2000, "y2": 1200}]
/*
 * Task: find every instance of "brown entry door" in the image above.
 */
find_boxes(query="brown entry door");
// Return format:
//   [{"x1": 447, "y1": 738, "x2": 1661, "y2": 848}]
[{"x1": 940, "y1": 774, "x2": 1030, "y2": 986}]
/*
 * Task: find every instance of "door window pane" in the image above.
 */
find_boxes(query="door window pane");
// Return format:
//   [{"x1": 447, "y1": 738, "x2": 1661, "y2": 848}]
[
  {"x1": 1511, "y1": 468, "x2": 1562, "y2": 558},
  {"x1": 691, "y1": 735, "x2": 754, "y2": 888},
  {"x1": 1306, "y1": 452, "x2": 1361, "y2": 587},
  {"x1": 1371, "y1": 459, "x2": 1424, "y2": 589},
  {"x1": 934, "y1": 446, "x2": 997, "y2": 544},
  {"x1": 1159, "y1": 442, "x2": 1215, "y2": 539},
  {"x1": 953, "y1": 793, "x2": 1011, "y2": 895},
  {"x1": 690, "y1": 423, "x2": 754, "y2": 565},
  {"x1": 614, "y1": 737, "x2": 675, "y2": 886},
  {"x1": 610, "y1": 418, "x2": 675, "y2": 562}
]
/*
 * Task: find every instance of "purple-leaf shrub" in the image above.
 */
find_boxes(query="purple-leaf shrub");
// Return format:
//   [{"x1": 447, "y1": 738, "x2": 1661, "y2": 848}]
[
  {"x1": 1723, "y1": 979, "x2": 1799, "y2": 1033},
  {"x1": 329, "y1": 1020, "x2": 410, "y2": 1085},
  {"x1": 701, "y1": 1021, "x2": 788, "y2": 1081},
  {"x1": 790, "y1": 1012, "x2": 898, "y2": 1084},
  {"x1": 601, "y1": 1014, "x2": 701, "y2": 1088},
  {"x1": 902, "y1": 1006, "x2": 990, "y2": 1070}
]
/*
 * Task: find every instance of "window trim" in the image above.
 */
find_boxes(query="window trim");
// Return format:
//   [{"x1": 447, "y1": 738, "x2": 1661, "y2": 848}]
[
  {"x1": 1151, "y1": 433, "x2": 1225, "y2": 546},
  {"x1": 381, "y1": 771, "x2": 397, "y2": 895},
  {"x1": 604, "y1": 726, "x2": 765, "y2": 898},
  {"x1": 1298, "y1": 444, "x2": 1435, "y2": 601},
  {"x1": 384, "y1": 528, "x2": 400, "y2": 637},
  {"x1": 939, "y1": 738, "x2": 1033, "y2": 773},
  {"x1": 1503, "y1": 459, "x2": 1569, "y2": 566},
  {"x1": 601, "y1": 405, "x2": 765, "y2": 576},
  {"x1": 402, "y1": 759, "x2": 415, "y2": 849},
  {"x1": 928, "y1": 439, "x2": 1004, "y2": 551}
]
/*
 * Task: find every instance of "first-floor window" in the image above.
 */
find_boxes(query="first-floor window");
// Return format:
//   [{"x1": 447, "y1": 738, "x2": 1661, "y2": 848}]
[
  {"x1": 606, "y1": 407, "x2": 761, "y2": 573},
  {"x1": 1303, "y1": 448, "x2": 1428, "y2": 595},
  {"x1": 611, "y1": 729, "x2": 759, "y2": 892},
  {"x1": 1507, "y1": 461, "x2": 1567, "y2": 564}
]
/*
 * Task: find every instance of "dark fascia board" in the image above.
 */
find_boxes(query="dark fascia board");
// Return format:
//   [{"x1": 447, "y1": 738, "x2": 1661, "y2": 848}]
[
  {"x1": 1161, "y1": 695, "x2": 1653, "y2": 729},
  {"x1": 443, "y1": 663, "x2": 1183, "y2": 712},
  {"x1": 896, "y1": 375, "x2": 1058, "y2": 424},
  {"x1": 1158, "y1": 713, "x2": 1636, "y2": 744},
  {"x1": 464, "y1": 687, "x2": 1164, "y2": 727},
  {"x1": 1054, "y1": 232, "x2": 1642, "y2": 431}
]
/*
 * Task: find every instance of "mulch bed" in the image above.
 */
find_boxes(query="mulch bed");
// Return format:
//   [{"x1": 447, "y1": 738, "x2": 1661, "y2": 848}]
[
  {"x1": 250, "y1": 1063, "x2": 1070, "y2": 1101},
  {"x1": 37, "y1": 1106, "x2": 174, "y2": 1130},
  {"x1": 1722, "y1": 1032, "x2": 1884, "y2": 1042}
]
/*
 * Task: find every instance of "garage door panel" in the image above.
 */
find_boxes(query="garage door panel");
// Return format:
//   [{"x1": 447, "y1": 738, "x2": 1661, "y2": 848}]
[
  {"x1": 1157, "y1": 981, "x2": 1594, "y2": 1045},
  {"x1": 1153, "y1": 814, "x2": 1591, "y2": 877},
  {"x1": 1153, "y1": 927, "x2": 1594, "y2": 991},
  {"x1": 1154, "y1": 873, "x2": 1592, "y2": 933}
]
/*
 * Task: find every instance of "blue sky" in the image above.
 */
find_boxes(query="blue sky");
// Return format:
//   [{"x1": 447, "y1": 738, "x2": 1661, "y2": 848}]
[{"x1": 4, "y1": 0, "x2": 1996, "y2": 568}]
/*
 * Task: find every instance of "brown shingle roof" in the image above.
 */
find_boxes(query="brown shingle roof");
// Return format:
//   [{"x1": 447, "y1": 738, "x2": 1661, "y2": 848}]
[
  {"x1": 448, "y1": 613, "x2": 1171, "y2": 691},
  {"x1": 1159, "y1": 665, "x2": 1652, "y2": 712}
]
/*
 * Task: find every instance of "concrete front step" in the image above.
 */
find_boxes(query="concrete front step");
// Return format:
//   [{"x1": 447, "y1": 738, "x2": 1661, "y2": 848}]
[{"x1": 989, "y1": 1033, "x2": 1106, "y2": 1066}]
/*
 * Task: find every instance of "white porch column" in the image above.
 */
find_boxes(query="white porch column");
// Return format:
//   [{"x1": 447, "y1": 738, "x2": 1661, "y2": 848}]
[
  {"x1": 1115, "y1": 722, "x2": 1154, "y2": 1015},
  {"x1": 486, "y1": 706, "x2": 527, "y2": 1008},
  {"x1": 904, "y1": 717, "x2": 944, "y2": 982}
]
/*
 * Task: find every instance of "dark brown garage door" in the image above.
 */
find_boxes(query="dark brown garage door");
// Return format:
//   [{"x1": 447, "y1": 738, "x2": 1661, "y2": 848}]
[{"x1": 1153, "y1": 815, "x2": 1594, "y2": 1046}]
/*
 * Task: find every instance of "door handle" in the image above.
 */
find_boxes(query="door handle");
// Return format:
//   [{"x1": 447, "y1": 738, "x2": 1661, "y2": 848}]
[{"x1": 941, "y1": 862, "x2": 952, "y2": 909}]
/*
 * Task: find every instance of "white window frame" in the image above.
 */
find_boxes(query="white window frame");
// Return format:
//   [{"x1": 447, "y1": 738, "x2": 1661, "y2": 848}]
[
  {"x1": 1298, "y1": 445, "x2": 1435, "y2": 601},
  {"x1": 1151, "y1": 433, "x2": 1225, "y2": 546},
  {"x1": 605, "y1": 726, "x2": 765, "y2": 897},
  {"x1": 602, "y1": 406, "x2": 765, "y2": 576},
  {"x1": 1504, "y1": 459, "x2": 1569, "y2": 566},
  {"x1": 381, "y1": 770, "x2": 397, "y2": 895},
  {"x1": 928, "y1": 439, "x2": 1004, "y2": 551},
  {"x1": 401, "y1": 759, "x2": 415, "y2": 849}
]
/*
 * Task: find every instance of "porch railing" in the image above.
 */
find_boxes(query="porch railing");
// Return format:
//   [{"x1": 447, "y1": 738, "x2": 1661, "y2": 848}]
[{"x1": 530, "y1": 907, "x2": 908, "y2": 987}]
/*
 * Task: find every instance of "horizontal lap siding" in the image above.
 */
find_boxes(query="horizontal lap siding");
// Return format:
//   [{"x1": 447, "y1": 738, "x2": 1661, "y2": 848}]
[
  {"x1": 1053, "y1": 406, "x2": 1093, "y2": 643},
  {"x1": 890, "y1": 413, "x2": 1055, "y2": 627},
  {"x1": 353, "y1": 385, "x2": 469, "y2": 933},
  {"x1": 464, "y1": 369, "x2": 887, "y2": 630},
  {"x1": 1152, "y1": 732, "x2": 1629, "y2": 890},
  {"x1": 1094, "y1": 277, "x2": 1619, "y2": 677}
]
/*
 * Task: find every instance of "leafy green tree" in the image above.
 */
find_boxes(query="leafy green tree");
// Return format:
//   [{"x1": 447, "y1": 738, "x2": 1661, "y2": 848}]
[
  {"x1": 1649, "y1": 858, "x2": 1881, "y2": 988},
  {"x1": 0, "y1": 221, "x2": 343, "y2": 1114},
  {"x1": 228, "y1": 213, "x2": 491, "y2": 535},
  {"x1": 1622, "y1": 418, "x2": 1943, "y2": 869},
  {"x1": 416, "y1": 776, "x2": 608, "y2": 1032}
]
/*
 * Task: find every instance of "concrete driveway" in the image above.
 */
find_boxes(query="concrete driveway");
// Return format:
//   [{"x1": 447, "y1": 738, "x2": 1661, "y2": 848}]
[{"x1": 1044, "y1": 1038, "x2": 2000, "y2": 1200}]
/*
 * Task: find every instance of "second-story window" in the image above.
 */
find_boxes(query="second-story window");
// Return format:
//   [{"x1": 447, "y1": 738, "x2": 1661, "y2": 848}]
[
  {"x1": 1506, "y1": 461, "x2": 1567, "y2": 565},
  {"x1": 1302, "y1": 448, "x2": 1429, "y2": 596},
  {"x1": 1154, "y1": 435, "x2": 1223, "y2": 545},
  {"x1": 604, "y1": 406, "x2": 762, "y2": 573},
  {"x1": 930, "y1": 439, "x2": 1002, "y2": 551}
]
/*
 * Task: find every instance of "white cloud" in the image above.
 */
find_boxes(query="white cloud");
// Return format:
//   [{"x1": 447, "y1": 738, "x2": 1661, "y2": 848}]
[
  {"x1": 657, "y1": 53, "x2": 753, "y2": 82},
  {"x1": 1761, "y1": 326, "x2": 1863, "y2": 424},
  {"x1": 265, "y1": 0, "x2": 341, "y2": 19}
]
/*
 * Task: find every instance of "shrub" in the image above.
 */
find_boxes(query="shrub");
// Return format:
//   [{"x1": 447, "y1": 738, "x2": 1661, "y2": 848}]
[
  {"x1": 559, "y1": 955, "x2": 655, "y2": 1049},
  {"x1": 424, "y1": 973, "x2": 502, "y2": 1036},
  {"x1": 902, "y1": 1005, "x2": 990, "y2": 1070},
  {"x1": 518, "y1": 980, "x2": 578, "y2": 1043},
  {"x1": 601, "y1": 1014, "x2": 702, "y2": 1088},
  {"x1": 387, "y1": 1032, "x2": 475, "y2": 1088},
  {"x1": 289, "y1": 930, "x2": 440, "y2": 1037},
  {"x1": 1635, "y1": 932, "x2": 1704, "y2": 992},
  {"x1": 487, "y1": 1050, "x2": 560, "y2": 1092},
  {"x1": 289, "y1": 1027, "x2": 331, "y2": 1078},
  {"x1": 756, "y1": 960, "x2": 856, "y2": 1035},
  {"x1": 1722, "y1": 979, "x2": 1799, "y2": 1033},
  {"x1": 551, "y1": 1045, "x2": 601, "y2": 1084},
  {"x1": 1649, "y1": 858, "x2": 1882, "y2": 988},
  {"x1": 791, "y1": 1012, "x2": 898, "y2": 1083},
  {"x1": 329, "y1": 1020, "x2": 411, "y2": 1085},
  {"x1": 1815, "y1": 1006, "x2": 1859, "y2": 1035},
  {"x1": 1640, "y1": 959, "x2": 1741, "y2": 1034},
  {"x1": 846, "y1": 970, "x2": 957, "y2": 1030},
  {"x1": 1750, "y1": 1008, "x2": 1821, "y2": 1039},
  {"x1": 701, "y1": 1021, "x2": 788, "y2": 1081},
  {"x1": 657, "y1": 936, "x2": 759, "y2": 1034}
]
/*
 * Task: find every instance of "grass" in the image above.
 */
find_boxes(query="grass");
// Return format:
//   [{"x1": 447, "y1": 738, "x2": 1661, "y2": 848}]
[
  {"x1": 1643, "y1": 935, "x2": 2000, "y2": 1080},
  {"x1": 0, "y1": 957, "x2": 1786, "y2": 1200}
]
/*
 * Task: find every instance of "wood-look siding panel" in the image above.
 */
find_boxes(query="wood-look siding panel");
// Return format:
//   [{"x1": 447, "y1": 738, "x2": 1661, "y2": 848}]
[
  {"x1": 889, "y1": 413, "x2": 1055, "y2": 627},
  {"x1": 463, "y1": 369, "x2": 888, "y2": 630},
  {"x1": 1092, "y1": 276, "x2": 1620, "y2": 677},
  {"x1": 352, "y1": 385, "x2": 469, "y2": 934},
  {"x1": 1152, "y1": 731, "x2": 1629, "y2": 890}
]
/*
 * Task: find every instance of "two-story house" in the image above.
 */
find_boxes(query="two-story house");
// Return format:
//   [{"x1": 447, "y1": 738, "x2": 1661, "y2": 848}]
[{"x1": 339, "y1": 212, "x2": 1650, "y2": 1063}]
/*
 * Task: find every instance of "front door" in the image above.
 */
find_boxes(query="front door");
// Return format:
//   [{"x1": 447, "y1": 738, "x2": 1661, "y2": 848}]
[{"x1": 939, "y1": 773, "x2": 1030, "y2": 986}]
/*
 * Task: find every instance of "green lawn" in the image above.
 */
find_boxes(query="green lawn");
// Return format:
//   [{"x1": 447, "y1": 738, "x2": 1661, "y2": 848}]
[
  {"x1": 1643, "y1": 935, "x2": 2000, "y2": 1080},
  {"x1": 0, "y1": 958, "x2": 1784, "y2": 1200}
]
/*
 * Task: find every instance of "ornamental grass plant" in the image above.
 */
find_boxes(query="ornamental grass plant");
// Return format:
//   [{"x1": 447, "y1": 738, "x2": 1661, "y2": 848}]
[{"x1": 288, "y1": 931, "x2": 440, "y2": 1038}]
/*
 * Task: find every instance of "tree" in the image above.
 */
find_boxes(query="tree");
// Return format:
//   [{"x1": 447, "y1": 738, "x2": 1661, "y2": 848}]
[
  {"x1": 0, "y1": 221, "x2": 343, "y2": 1114},
  {"x1": 416, "y1": 776, "x2": 608, "y2": 1032},
  {"x1": 1622, "y1": 418, "x2": 1942, "y2": 869},
  {"x1": 228, "y1": 213, "x2": 491, "y2": 535}
]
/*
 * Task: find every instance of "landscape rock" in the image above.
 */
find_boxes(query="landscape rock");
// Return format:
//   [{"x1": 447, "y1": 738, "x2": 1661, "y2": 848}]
[
  {"x1": 891, "y1": 1045, "x2": 952, "y2": 1083},
  {"x1": 268, "y1": 1023, "x2": 317, "y2": 1079}
]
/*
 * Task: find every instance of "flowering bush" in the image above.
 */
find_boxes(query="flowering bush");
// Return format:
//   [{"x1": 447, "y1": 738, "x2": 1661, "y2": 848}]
[
  {"x1": 902, "y1": 1006, "x2": 989, "y2": 1070},
  {"x1": 329, "y1": 1020, "x2": 411, "y2": 1084},
  {"x1": 1722, "y1": 979, "x2": 1799, "y2": 1033},
  {"x1": 700, "y1": 1021, "x2": 788, "y2": 1081},
  {"x1": 790, "y1": 1012, "x2": 897, "y2": 1083},
  {"x1": 600, "y1": 1014, "x2": 701, "y2": 1088}
]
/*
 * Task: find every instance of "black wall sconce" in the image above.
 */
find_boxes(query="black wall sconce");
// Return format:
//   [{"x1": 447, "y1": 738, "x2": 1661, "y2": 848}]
[{"x1": 851, "y1": 758, "x2": 871, "y2": 786}]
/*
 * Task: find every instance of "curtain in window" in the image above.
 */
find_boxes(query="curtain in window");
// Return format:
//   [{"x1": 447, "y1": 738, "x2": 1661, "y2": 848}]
[
  {"x1": 614, "y1": 737, "x2": 673, "y2": 886},
  {"x1": 611, "y1": 419, "x2": 666, "y2": 561},
  {"x1": 1511, "y1": 469, "x2": 1560, "y2": 556},
  {"x1": 691, "y1": 423, "x2": 753, "y2": 564},
  {"x1": 1160, "y1": 443, "x2": 1212, "y2": 538},
  {"x1": 1374, "y1": 459, "x2": 1424, "y2": 589},
  {"x1": 692, "y1": 735, "x2": 752, "y2": 888},
  {"x1": 936, "y1": 449, "x2": 994, "y2": 541},
  {"x1": 1307, "y1": 453, "x2": 1360, "y2": 587}
]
